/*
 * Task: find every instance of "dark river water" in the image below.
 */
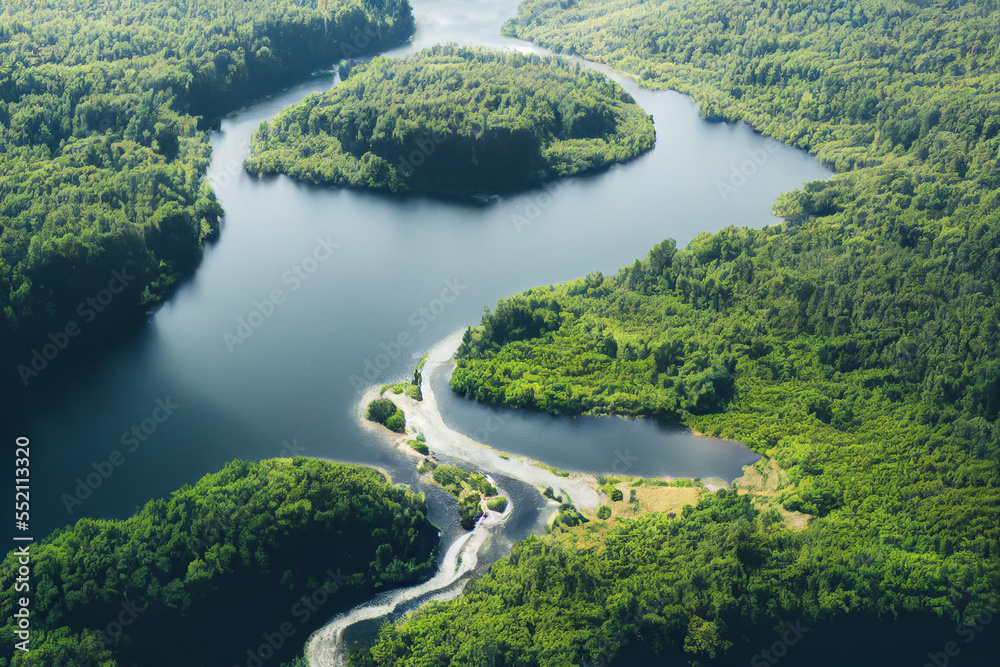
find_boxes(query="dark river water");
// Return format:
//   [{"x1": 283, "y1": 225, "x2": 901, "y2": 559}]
[
  {"x1": 430, "y1": 359, "x2": 762, "y2": 480},
  {"x1": 5, "y1": 0, "x2": 828, "y2": 562}
]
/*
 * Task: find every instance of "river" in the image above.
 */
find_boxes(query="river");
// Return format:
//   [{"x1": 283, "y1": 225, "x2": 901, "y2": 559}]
[{"x1": 3, "y1": 0, "x2": 832, "y2": 663}]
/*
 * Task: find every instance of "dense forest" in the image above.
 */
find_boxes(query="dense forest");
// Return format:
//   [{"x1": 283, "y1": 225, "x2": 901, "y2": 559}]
[
  {"x1": 244, "y1": 45, "x2": 655, "y2": 196},
  {"x1": 0, "y1": 458, "x2": 437, "y2": 667},
  {"x1": 0, "y1": 0, "x2": 414, "y2": 386},
  {"x1": 354, "y1": 0, "x2": 1000, "y2": 664}
]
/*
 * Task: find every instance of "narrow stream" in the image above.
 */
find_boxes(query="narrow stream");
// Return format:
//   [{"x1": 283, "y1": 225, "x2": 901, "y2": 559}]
[{"x1": 307, "y1": 477, "x2": 514, "y2": 666}]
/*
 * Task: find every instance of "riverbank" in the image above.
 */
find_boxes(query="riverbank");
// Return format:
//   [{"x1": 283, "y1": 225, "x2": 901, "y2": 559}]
[
  {"x1": 360, "y1": 330, "x2": 604, "y2": 512},
  {"x1": 306, "y1": 475, "x2": 514, "y2": 667}
]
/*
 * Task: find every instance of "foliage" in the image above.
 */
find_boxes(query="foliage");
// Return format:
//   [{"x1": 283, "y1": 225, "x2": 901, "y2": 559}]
[
  {"x1": 458, "y1": 493, "x2": 483, "y2": 530},
  {"x1": 385, "y1": 410, "x2": 406, "y2": 433},
  {"x1": 430, "y1": 464, "x2": 497, "y2": 531},
  {"x1": 486, "y1": 496, "x2": 508, "y2": 513},
  {"x1": 382, "y1": 357, "x2": 426, "y2": 400},
  {"x1": 382, "y1": 381, "x2": 422, "y2": 401},
  {"x1": 364, "y1": 0, "x2": 1000, "y2": 663},
  {"x1": 430, "y1": 464, "x2": 496, "y2": 498},
  {"x1": 0, "y1": 0, "x2": 414, "y2": 379},
  {"x1": 245, "y1": 44, "x2": 655, "y2": 196},
  {"x1": 551, "y1": 502, "x2": 588, "y2": 529},
  {"x1": 0, "y1": 457, "x2": 436, "y2": 666},
  {"x1": 359, "y1": 492, "x2": 791, "y2": 665},
  {"x1": 366, "y1": 398, "x2": 406, "y2": 433},
  {"x1": 597, "y1": 504, "x2": 612, "y2": 520}
]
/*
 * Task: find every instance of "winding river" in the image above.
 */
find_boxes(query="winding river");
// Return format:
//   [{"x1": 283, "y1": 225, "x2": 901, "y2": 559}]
[{"x1": 4, "y1": 0, "x2": 832, "y2": 663}]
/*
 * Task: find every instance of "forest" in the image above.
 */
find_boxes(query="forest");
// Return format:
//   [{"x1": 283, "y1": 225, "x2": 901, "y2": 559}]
[
  {"x1": 244, "y1": 44, "x2": 655, "y2": 196},
  {"x1": 354, "y1": 0, "x2": 1000, "y2": 664},
  {"x1": 0, "y1": 0, "x2": 414, "y2": 385},
  {"x1": 0, "y1": 457, "x2": 437, "y2": 667}
]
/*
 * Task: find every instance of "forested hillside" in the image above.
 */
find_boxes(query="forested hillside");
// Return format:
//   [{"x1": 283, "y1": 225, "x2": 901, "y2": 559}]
[
  {"x1": 244, "y1": 45, "x2": 655, "y2": 195},
  {"x1": 0, "y1": 458, "x2": 437, "y2": 667},
  {"x1": 0, "y1": 0, "x2": 414, "y2": 385},
  {"x1": 356, "y1": 0, "x2": 1000, "y2": 664}
]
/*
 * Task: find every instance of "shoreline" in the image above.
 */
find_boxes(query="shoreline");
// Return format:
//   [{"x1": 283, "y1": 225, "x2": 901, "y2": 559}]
[{"x1": 360, "y1": 330, "x2": 604, "y2": 512}]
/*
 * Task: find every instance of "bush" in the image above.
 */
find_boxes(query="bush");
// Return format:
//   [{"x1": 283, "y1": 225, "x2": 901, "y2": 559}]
[
  {"x1": 385, "y1": 409, "x2": 406, "y2": 433},
  {"x1": 597, "y1": 505, "x2": 612, "y2": 520},
  {"x1": 487, "y1": 496, "x2": 509, "y2": 512},
  {"x1": 552, "y1": 506, "x2": 587, "y2": 529},
  {"x1": 432, "y1": 465, "x2": 466, "y2": 496},
  {"x1": 459, "y1": 493, "x2": 484, "y2": 530},
  {"x1": 610, "y1": 488, "x2": 624, "y2": 502},
  {"x1": 366, "y1": 398, "x2": 398, "y2": 424},
  {"x1": 367, "y1": 398, "x2": 406, "y2": 433},
  {"x1": 470, "y1": 473, "x2": 498, "y2": 497},
  {"x1": 408, "y1": 440, "x2": 429, "y2": 455}
]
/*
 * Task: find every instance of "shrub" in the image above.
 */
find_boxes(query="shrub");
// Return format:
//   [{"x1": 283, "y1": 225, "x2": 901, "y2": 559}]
[
  {"x1": 487, "y1": 496, "x2": 509, "y2": 512},
  {"x1": 459, "y1": 493, "x2": 483, "y2": 530},
  {"x1": 385, "y1": 409, "x2": 406, "y2": 433},
  {"x1": 366, "y1": 398, "x2": 398, "y2": 424}
]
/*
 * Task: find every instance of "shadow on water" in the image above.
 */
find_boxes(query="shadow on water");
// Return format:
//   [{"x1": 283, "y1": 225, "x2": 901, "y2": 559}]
[{"x1": 429, "y1": 355, "x2": 762, "y2": 481}]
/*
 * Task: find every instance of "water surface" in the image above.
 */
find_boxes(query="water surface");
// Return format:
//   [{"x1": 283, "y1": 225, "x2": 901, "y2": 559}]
[
  {"x1": 6, "y1": 0, "x2": 829, "y2": 543},
  {"x1": 430, "y1": 359, "x2": 761, "y2": 480}
]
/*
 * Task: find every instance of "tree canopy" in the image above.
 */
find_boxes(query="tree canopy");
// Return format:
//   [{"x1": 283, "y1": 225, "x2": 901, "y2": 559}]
[
  {"x1": 245, "y1": 44, "x2": 656, "y2": 196},
  {"x1": 0, "y1": 0, "x2": 414, "y2": 382},
  {"x1": 357, "y1": 0, "x2": 1000, "y2": 663},
  {"x1": 0, "y1": 457, "x2": 437, "y2": 666}
]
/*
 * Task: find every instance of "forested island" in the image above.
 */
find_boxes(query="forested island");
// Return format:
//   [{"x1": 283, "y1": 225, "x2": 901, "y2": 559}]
[
  {"x1": 0, "y1": 458, "x2": 437, "y2": 667},
  {"x1": 0, "y1": 0, "x2": 414, "y2": 384},
  {"x1": 350, "y1": 0, "x2": 1000, "y2": 664},
  {"x1": 244, "y1": 45, "x2": 656, "y2": 196}
]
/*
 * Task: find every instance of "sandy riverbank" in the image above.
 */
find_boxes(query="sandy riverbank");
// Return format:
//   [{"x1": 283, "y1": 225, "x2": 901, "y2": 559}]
[{"x1": 362, "y1": 330, "x2": 603, "y2": 512}]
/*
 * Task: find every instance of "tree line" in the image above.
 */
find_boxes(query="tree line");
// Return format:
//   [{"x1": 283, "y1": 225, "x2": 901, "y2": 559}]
[
  {"x1": 0, "y1": 0, "x2": 415, "y2": 387},
  {"x1": 245, "y1": 44, "x2": 655, "y2": 196},
  {"x1": 356, "y1": 0, "x2": 1000, "y2": 663},
  {"x1": 0, "y1": 457, "x2": 437, "y2": 666}
]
